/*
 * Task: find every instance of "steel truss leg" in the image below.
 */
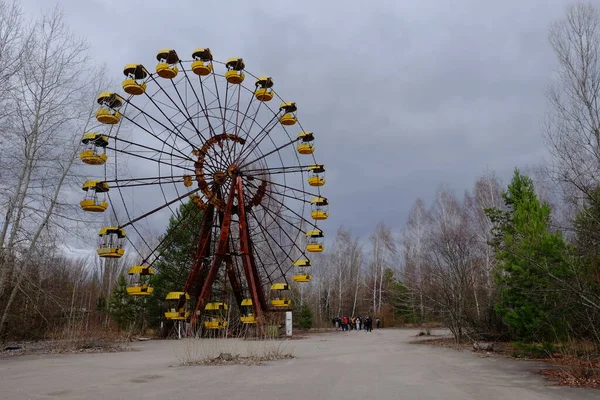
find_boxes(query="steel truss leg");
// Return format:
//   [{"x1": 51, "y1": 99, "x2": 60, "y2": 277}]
[
  {"x1": 188, "y1": 181, "x2": 236, "y2": 331},
  {"x1": 236, "y1": 176, "x2": 267, "y2": 334},
  {"x1": 180, "y1": 203, "x2": 215, "y2": 303}
]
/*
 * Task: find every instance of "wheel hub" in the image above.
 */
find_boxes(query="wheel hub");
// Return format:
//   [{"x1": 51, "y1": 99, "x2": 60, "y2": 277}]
[
  {"x1": 193, "y1": 134, "x2": 268, "y2": 210},
  {"x1": 213, "y1": 171, "x2": 227, "y2": 185},
  {"x1": 227, "y1": 164, "x2": 239, "y2": 178}
]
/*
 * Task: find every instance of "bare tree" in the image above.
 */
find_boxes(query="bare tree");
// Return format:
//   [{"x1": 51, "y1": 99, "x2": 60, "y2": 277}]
[
  {"x1": 0, "y1": 6, "x2": 106, "y2": 337},
  {"x1": 332, "y1": 227, "x2": 351, "y2": 316},
  {"x1": 348, "y1": 235, "x2": 363, "y2": 317},
  {"x1": 538, "y1": 2, "x2": 600, "y2": 346},
  {"x1": 403, "y1": 198, "x2": 428, "y2": 320},
  {"x1": 0, "y1": 0, "x2": 25, "y2": 293},
  {"x1": 369, "y1": 222, "x2": 396, "y2": 314},
  {"x1": 464, "y1": 174, "x2": 503, "y2": 300},
  {"x1": 0, "y1": 0, "x2": 24, "y2": 122},
  {"x1": 544, "y1": 2, "x2": 600, "y2": 207},
  {"x1": 424, "y1": 188, "x2": 478, "y2": 342}
]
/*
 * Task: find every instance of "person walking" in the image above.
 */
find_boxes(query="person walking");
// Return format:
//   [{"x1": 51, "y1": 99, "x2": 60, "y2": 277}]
[
  {"x1": 356, "y1": 317, "x2": 361, "y2": 331},
  {"x1": 376, "y1": 317, "x2": 381, "y2": 329}
]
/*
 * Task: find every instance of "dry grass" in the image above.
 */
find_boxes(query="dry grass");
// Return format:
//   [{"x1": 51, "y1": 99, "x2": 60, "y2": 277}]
[
  {"x1": 410, "y1": 336, "x2": 470, "y2": 350},
  {"x1": 1, "y1": 322, "x2": 132, "y2": 357},
  {"x1": 1, "y1": 338, "x2": 128, "y2": 357},
  {"x1": 539, "y1": 365, "x2": 600, "y2": 389},
  {"x1": 411, "y1": 334, "x2": 600, "y2": 389},
  {"x1": 175, "y1": 337, "x2": 294, "y2": 366}
]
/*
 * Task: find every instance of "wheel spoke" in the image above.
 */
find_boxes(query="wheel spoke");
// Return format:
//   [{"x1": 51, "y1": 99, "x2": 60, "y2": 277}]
[{"x1": 92, "y1": 55, "x2": 323, "y2": 322}]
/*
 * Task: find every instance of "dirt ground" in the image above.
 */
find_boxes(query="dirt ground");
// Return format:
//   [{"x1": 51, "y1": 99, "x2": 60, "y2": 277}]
[{"x1": 1, "y1": 329, "x2": 597, "y2": 399}]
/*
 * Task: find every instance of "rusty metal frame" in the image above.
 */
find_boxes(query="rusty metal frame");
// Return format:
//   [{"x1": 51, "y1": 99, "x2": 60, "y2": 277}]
[
  {"x1": 180, "y1": 175, "x2": 282, "y2": 334},
  {"x1": 188, "y1": 180, "x2": 236, "y2": 330},
  {"x1": 176, "y1": 203, "x2": 215, "y2": 311},
  {"x1": 236, "y1": 176, "x2": 268, "y2": 331},
  {"x1": 225, "y1": 253, "x2": 244, "y2": 308}
]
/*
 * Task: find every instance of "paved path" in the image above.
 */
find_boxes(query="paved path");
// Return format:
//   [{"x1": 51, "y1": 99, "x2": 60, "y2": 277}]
[{"x1": 1, "y1": 329, "x2": 597, "y2": 399}]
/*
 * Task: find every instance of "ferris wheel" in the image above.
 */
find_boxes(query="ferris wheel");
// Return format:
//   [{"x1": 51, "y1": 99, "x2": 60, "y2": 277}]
[{"x1": 79, "y1": 48, "x2": 328, "y2": 331}]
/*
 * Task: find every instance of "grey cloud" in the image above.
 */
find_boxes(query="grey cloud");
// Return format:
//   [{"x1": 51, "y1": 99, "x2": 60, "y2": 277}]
[{"x1": 21, "y1": 0, "x2": 575, "y2": 242}]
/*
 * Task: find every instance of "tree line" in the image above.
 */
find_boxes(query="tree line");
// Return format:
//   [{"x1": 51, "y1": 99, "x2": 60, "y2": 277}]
[
  {"x1": 293, "y1": 3, "x2": 600, "y2": 349},
  {"x1": 0, "y1": 1, "x2": 109, "y2": 340}
]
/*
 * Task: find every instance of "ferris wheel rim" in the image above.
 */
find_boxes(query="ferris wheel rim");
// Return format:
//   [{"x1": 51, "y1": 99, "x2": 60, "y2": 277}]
[{"x1": 88, "y1": 51, "x2": 326, "y2": 303}]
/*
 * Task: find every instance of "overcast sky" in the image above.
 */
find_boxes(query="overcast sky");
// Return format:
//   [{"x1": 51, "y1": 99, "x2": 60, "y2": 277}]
[{"x1": 20, "y1": 0, "x2": 576, "y2": 245}]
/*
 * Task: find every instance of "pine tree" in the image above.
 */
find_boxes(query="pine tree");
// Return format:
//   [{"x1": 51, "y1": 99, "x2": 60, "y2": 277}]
[
  {"x1": 108, "y1": 274, "x2": 136, "y2": 330},
  {"x1": 486, "y1": 169, "x2": 570, "y2": 341},
  {"x1": 145, "y1": 200, "x2": 204, "y2": 328},
  {"x1": 297, "y1": 304, "x2": 313, "y2": 330}
]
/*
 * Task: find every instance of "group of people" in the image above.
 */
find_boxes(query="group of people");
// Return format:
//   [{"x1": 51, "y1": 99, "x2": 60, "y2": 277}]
[{"x1": 332, "y1": 316, "x2": 380, "y2": 331}]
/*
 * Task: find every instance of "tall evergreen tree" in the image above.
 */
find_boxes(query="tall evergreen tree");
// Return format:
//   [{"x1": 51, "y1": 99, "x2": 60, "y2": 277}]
[
  {"x1": 486, "y1": 169, "x2": 570, "y2": 341},
  {"x1": 108, "y1": 274, "x2": 137, "y2": 330},
  {"x1": 297, "y1": 304, "x2": 313, "y2": 330},
  {"x1": 145, "y1": 200, "x2": 204, "y2": 328}
]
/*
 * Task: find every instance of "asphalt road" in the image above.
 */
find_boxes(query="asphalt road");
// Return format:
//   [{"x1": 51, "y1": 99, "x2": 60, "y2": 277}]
[{"x1": 1, "y1": 329, "x2": 597, "y2": 399}]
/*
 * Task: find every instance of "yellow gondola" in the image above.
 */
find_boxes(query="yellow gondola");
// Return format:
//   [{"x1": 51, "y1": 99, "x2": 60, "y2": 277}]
[
  {"x1": 96, "y1": 92, "x2": 123, "y2": 125},
  {"x1": 204, "y1": 319, "x2": 228, "y2": 329},
  {"x1": 122, "y1": 64, "x2": 148, "y2": 95},
  {"x1": 270, "y1": 283, "x2": 292, "y2": 307},
  {"x1": 205, "y1": 302, "x2": 228, "y2": 311},
  {"x1": 80, "y1": 180, "x2": 109, "y2": 212},
  {"x1": 293, "y1": 272, "x2": 312, "y2": 283},
  {"x1": 279, "y1": 102, "x2": 297, "y2": 126},
  {"x1": 307, "y1": 164, "x2": 326, "y2": 187},
  {"x1": 271, "y1": 298, "x2": 292, "y2": 307},
  {"x1": 240, "y1": 298, "x2": 256, "y2": 324},
  {"x1": 155, "y1": 48, "x2": 179, "y2": 79},
  {"x1": 204, "y1": 318, "x2": 228, "y2": 329},
  {"x1": 271, "y1": 283, "x2": 290, "y2": 291},
  {"x1": 311, "y1": 197, "x2": 329, "y2": 220},
  {"x1": 191, "y1": 48, "x2": 213, "y2": 76},
  {"x1": 165, "y1": 292, "x2": 190, "y2": 320},
  {"x1": 306, "y1": 229, "x2": 325, "y2": 253},
  {"x1": 294, "y1": 259, "x2": 311, "y2": 267},
  {"x1": 255, "y1": 76, "x2": 274, "y2": 101},
  {"x1": 80, "y1": 133, "x2": 109, "y2": 165},
  {"x1": 189, "y1": 194, "x2": 207, "y2": 210},
  {"x1": 225, "y1": 58, "x2": 245, "y2": 84},
  {"x1": 204, "y1": 302, "x2": 228, "y2": 329},
  {"x1": 297, "y1": 131, "x2": 315, "y2": 155},
  {"x1": 241, "y1": 298, "x2": 253, "y2": 306},
  {"x1": 271, "y1": 299, "x2": 292, "y2": 307},
  {"x1": 126, "y1": 265, "x2": 155, "y2": 296},
  {"x1": 97, "y1": 227, "x2": 125, "y2": 258},
  {"x1": 293, "y1": 259, "x2": 313, "y2": 282},
  {"x1": 240, "y1": 315, "x2": 256, "y2": 324}
]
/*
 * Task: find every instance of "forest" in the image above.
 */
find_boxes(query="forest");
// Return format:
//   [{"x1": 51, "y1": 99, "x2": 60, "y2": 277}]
[{"x1": 1, "y1": 0, "x2": 600, "y2": 356}]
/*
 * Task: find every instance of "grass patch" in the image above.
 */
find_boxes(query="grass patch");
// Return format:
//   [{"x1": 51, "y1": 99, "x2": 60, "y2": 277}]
[
  {"x1": 511, "y1": 341, "x2": 556, "y2": 359},
  {"x1": 176, "y1": 337, "x2": 294, "y2": 366}
]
